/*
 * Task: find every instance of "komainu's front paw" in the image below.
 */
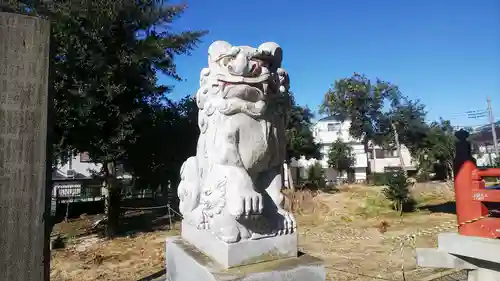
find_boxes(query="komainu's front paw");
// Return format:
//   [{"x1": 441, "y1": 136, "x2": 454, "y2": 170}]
[
  {"x1": 276, "y1": 209, "x2": 296, "y2": 235},
  {"x1": 228, "y1": 187, "x2": 264, "y2": 219},
  {"x1": 215, "y1": 222, "x2": 241, "y2": 243},
  {"x1": 222, "y1": 166, "x2": 264, "y2": 218},
  {"x1": 184, "y1": 208, "x2": 207, "y2": 230}
]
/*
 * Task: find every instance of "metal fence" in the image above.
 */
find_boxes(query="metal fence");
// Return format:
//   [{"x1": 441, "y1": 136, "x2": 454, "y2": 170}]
[
  {"x1": 52, "y1": 184, "x2": 163, "y2": 202},
  {"x1": 53, "y1": 185, "x2": 103, "y2": 203},
  {"x1": 50, "y1": 182, "x2": 170, "y2": 217}
]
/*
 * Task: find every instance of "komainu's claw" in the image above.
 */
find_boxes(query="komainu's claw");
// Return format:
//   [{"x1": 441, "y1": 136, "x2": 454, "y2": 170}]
[{"x1": 277, "y1": 209, "x2": 295, "y2": 235}]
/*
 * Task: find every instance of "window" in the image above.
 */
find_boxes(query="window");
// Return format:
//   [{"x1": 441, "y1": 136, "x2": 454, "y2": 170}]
[
  {"x1": 384, "y1": 149, "x2": 398, "y2": 158},
  {"x1": 327, "y1": 123, "x2": 340, "y2": 132},
  {"x1": 80, "y1": 152, "x2": 91, "y2": 163},
  {"x1": 384, "y1": 167, "x2": 401, "y2": 172},
  {"x1": 375, "y1": 149, "x2": 385, "y2": 159},
  {"x1": 370, "y1": 149, "x2": 398, "y2": 159}
]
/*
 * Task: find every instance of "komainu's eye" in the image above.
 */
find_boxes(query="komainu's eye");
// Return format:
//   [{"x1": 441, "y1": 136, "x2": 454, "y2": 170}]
[
  {"x1": 221, "y1": 57, "x2": 232, "y2": 67},
  {"x1": 255, "y1": 59, "x2": 270, "y2": 69}
]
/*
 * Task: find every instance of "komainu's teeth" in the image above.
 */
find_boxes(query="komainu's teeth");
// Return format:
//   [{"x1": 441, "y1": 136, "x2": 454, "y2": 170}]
[
  {"x1": 219, "y1": 81, "x2": 226, "y2": 92},
  {"x1": 262, "y1": 82, "x2": 268, "y2": 94}
]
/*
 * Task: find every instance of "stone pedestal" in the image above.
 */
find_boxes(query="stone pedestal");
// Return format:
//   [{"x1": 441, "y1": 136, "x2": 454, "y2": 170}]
[
  {"x1": 417, "y1": 233, "x2": 500, "y2": 281},
  {"x1": 181, "y1": 220, "x2": 298, "y2": 268},
  {"x1": 165, "y1": 236, "x2": 326, "y2": 281}
]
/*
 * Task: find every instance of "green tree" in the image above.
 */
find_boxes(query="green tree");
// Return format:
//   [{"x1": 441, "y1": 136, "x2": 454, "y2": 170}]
[
  {"x1": 378, "y1": 98, "x2": 428, "y2": 154},
  {"x1": 320, "y1": 73, "x2": 401, "y2": 173},
  {"x1": 383, "y1": 169, "x2": 414, "y2": 215},
  {"x1": 126, "y1": 96, "x2": 199, "y2": 195},
  {"x1": 376, "y1": 98, "x2": 429, "y2": 177},
  {"x1": 494, "y1": 157, "x2": 500, "y2": 167},
  {"x1": 327, "y1": 139, "x2": 355, "y2": 180},
  {"x1": 321, "y1": 73, "x2": 431, "y2": 178},
  {"x1": 285, "y1": 93, "x2": 320, "y2": 161},
  {"x1": 7, "y1": 0, "x2": 207, "y2": 237},
  {"x1": 419, "y1": 119, "x2": 456, "y2": 180},
  {"x1": 304, "y1": 162, "x2": 325, "y2": 190}
]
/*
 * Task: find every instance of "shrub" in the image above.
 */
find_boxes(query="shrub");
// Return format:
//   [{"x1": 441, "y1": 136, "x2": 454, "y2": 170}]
[
  {"x1": 484, "y1": 177, "x2": 498, "y2": 183},
  {"x1": 283, "y1": 189, "x2": 319, "y2": 214},
  {"x1": 327, "y1": 139, "x2": 355, "y2": 177},
  {"x1": 382, "y1": 169, "x2": 415, "y2": 215},
  {"x1": 415, "y1": 171, "x2": 431, "y2": 183},
  {"x1": 368, "y1": 173, "x2": 390, "y2": 186},
  {"x1": 301, "y1": 162, "x2": 326, "y2": 190}
]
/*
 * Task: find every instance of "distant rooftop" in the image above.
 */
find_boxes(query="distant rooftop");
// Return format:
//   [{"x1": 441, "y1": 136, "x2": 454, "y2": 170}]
[
  {"x1": 470, "y1": 120, "x2": 500, "y2": 144},
  {"x1": 316, "y1": 115, "x2": 345, "y2": 122},
  {"x1": 473, "y1": 120, "x2": 500, "y2": 133}
]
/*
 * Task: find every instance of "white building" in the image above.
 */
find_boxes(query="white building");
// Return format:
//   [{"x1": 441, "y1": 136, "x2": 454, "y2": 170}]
[
  {"x1": 470, "y1": 124, "x2": 500, "y2": 167},
  {"x1": 52, "y1": 152, "x2": 131, "y2": 201},
  {"x1": 473, "y1": 143, "x2": 498, "y2": 167},
  {"x1": 368, "y1": 143, "x2": 417, "y2": 173},
  {"x1": 53, "y1": 152, "x2": 131, "y2": 180},
  {"x1": 290, "y1": 116, "x2": 417, "y2": 183},
  {"x1": 54, "y1": 152, "x2": 102, "y2": 179},
  {"x1": 312, "y1": 116, "x2": 368, "y2": 182}
]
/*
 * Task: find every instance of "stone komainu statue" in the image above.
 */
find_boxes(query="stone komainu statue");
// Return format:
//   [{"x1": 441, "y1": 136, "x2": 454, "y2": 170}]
[{"x1": 177, "y1": 41, "x2": 295, "y2": 243}]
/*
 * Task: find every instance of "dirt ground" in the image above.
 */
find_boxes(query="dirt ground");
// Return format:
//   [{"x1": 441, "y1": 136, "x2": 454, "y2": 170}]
[
  {"x1": 50, "y1": 182, "x2": 464, "y2": 281},
  {"x1": 289, "y1": 182, "x2": 460, "y2": 281}
]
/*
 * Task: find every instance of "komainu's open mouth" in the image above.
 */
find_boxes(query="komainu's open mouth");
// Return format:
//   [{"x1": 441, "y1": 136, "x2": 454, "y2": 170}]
[{"x1": 220, "y1": 81, "x2": 267, "y2": 102}]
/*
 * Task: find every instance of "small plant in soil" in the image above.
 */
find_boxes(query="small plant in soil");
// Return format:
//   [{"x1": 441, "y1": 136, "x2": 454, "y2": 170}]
[{"x1": 382, "y1": 169, "x2": 416, "y2": 215}]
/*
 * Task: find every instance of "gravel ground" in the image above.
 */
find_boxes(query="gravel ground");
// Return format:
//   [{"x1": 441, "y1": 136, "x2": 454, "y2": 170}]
[
  {"x1": 146, "y1": 273, "x2": 468, "y2": 281},
  {"x1": 424, "y1": 270, "x2": 468, "y2": 281}
]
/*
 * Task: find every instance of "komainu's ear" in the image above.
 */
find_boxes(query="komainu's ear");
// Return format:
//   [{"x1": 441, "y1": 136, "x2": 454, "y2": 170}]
[
  {"x1": 277, "y1": 68, "x2": 290, "y2": 93},
  {"x1": 208, "y1": 41, "x2": 233, "y2": 63},
  {"x1": 258, "y1": 42, "x2": 283, "y2": 70}
]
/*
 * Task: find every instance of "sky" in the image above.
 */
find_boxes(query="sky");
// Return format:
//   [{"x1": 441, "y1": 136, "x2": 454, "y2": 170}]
[{"x1": 158, "y1": 0, "x2": 500, "y2": 127}]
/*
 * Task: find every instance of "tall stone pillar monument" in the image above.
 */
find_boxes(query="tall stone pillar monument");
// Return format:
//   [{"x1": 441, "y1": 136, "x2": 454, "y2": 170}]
[
  {"x1": 0, "y1": 12, "x2": 52, "y2": 281},
  {"x1": 165, "y1": 41, "x2": 325, "y2": 281}
]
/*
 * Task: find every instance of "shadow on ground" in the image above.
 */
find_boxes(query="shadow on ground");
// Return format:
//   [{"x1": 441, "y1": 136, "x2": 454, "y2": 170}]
[
  {"x1": 93, "y1": 208, "x2": 182, "y2": 238},
  {"x1": 294, "y1": 183, "x2": 340, "y2": 194},
  {"x1": 420, "y1": 201, "x2": 500, "y2": 217},
  {"x1": 320, "y1": 186, "x2": 340, "y2": 194},
  {"x1": 121, "y1": 209, "x2": 181, "y2": 235},
  {"x1": 420, "y1": 201, "x2": 457, "y2": 214},
  {"x1": 136, "y1": 269, "x2": 166, "y2": 281}
]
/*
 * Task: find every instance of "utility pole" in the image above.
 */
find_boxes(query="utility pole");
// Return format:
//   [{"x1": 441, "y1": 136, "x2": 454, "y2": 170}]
[
  {"x1": 391, "y1": 122, "x2": 407, "y2": 177},
  {"x1": 487, "y1": 97, "x2": 499, "y2": 159}
]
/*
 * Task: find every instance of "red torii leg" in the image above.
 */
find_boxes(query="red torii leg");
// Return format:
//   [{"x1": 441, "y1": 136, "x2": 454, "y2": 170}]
[{"x1": 454, "y1": 129, "x2": 500, "y2": 238}]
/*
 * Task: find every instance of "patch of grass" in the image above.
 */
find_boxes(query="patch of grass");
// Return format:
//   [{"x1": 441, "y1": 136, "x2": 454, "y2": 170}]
[
  {"x1": 411, "y1": 182, "x2": 455, "y2": 205},
  {"x1": 283, "y1": 189, "x2": 320, "y2": 214},
  {"x1": 414, "y1": 192, "x2": 442, "y2": 206},
  {"x1": 354, "y1": 192, "x2": 394, "y2": 218},
  {"x1": 51, "y1": 235, "x2": 66, "y2": 250},
  {"x1": 413, "y1": 188, "x2": 455, "y2": 208}
]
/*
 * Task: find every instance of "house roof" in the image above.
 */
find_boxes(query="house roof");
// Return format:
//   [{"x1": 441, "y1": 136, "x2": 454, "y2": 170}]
[
  {"x1": 470, "y1": 121, "x2": 500, "y2": 144},
  {"x1": 316, "y1": 116, "x2": 345, "y2": 122},
  {"x1": 52, "y1": 169, "x2": 67, "y2": 179},
  {"x1": 51, "y1": 169, "x2": 93, "y2": 181}
]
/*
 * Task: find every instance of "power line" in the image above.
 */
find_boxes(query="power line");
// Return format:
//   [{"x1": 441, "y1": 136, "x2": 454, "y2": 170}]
[
  {"x1": 453, "y1": 123, "x2": 489, "y2": 129},
  {"x1": 465, "y1": 109, "x2": 488, "y2": 114},
  {"x1": 487, "y1": 97, "x2": 499, "y2": 156}
]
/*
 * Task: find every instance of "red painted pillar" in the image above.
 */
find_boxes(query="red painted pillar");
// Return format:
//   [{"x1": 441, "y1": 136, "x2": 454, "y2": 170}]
[
  {"x1": 455, "y1": 162, "x2": 489, "y2": 235},
  {"x1": 453, "y1": 130, "x2": 488, "y2": 236}
]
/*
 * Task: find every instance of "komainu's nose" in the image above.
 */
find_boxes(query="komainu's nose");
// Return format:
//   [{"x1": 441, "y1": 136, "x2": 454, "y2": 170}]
[{"x1": 228, "y1": 53, "x2": 260, "y2": 76}]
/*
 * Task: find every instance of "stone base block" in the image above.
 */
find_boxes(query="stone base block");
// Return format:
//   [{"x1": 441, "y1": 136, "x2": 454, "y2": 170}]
[
  {"x1": 438, "y1": 232, "x2": 500, "y2": 264},
  {"x1": 166, "y1": 236, "x2": 325, "y2": 281},
  {"x1": 181, "y1": 220, "x2": 297, "y2": 268}
]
